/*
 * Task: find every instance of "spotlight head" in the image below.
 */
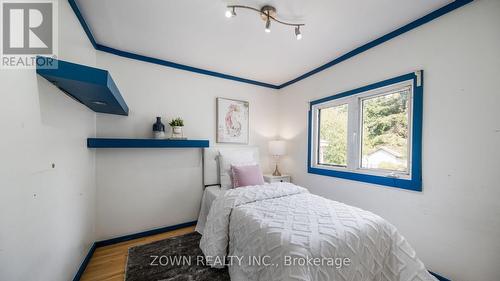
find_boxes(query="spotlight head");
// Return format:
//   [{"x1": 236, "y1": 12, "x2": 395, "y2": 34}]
[
  {"x1": 225, "y1": 7, "x2": 236, "y2": 18},
  {"x1": 295, "y1": 26, "x2": 302, "y2": 40},
  {"x1": 265, "y1": 18, "x2": 271, "y2": 33}
]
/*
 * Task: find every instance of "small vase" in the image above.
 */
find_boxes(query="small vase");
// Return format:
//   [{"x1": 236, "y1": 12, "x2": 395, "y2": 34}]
[
  {"x1": 171, "y1": 126, "x2": 183, "y2": 138},
  {"x1": 152, "y1": 117, "x2": 165, "y2": 139}
]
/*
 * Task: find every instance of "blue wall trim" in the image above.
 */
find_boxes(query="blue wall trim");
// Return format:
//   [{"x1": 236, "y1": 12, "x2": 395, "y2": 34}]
[
  {"x1": 68, "y1": 0, "x2": 278, "y2": 89},
  {"x1": 71, "y1": 220, "x2": 452, "y2": 281},
  {"x1": 279, "y1": 0, "x2": 472, "y2": 88},
  {"x1": 72, "y1": 221, "x2": 197, "y2": 280},
  {"x1": 308, "y1": 71, "x2": 423, "y2": 191},
  {"x1": 68, "y1": 0, "x2": 472, "y2": 90},
  {"x1": 95, "y1": 221, "x2": 197, "y2": 248},
  {"x1": 430, "y1": 271, "x2": 452, "y2": 281},
  {"x1": 70, "y1": 221, "x2": 453, "y2": 281},
  {"x1": 72, "y1": 243, "x2": 96, "y2": 281},
  {"x1": 95, "y1": 44, "x2": 280, "y2": 89},
  {"x1": 68, "y1": 0, "x2": 97, "y2": 49}
]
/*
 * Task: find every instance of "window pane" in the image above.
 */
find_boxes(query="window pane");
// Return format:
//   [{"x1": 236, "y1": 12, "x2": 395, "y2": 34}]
[
  {"x1": 318, "y1": 104, "x2": 348, "y2": 166},
  {"x1": 361, "y1": 88, "x2": 409, "y2": 172}
]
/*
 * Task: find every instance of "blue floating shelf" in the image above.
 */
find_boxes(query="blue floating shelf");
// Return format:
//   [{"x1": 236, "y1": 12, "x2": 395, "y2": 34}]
[
  {"x1": 36, "y1": 57, "x2": 129, "y2": 116},
  {"x1": 87, "y1": 138, "x2": 209, "y2": 148}
]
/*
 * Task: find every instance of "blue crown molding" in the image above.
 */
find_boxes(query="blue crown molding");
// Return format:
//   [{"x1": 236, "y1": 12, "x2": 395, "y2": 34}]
[
  {"x1": 68, "y1": 0, "x2": 97, "y2": 49},
  {"x1": 279, "y1": 0, "x2": 472, "y2": 88},
  {"x1": 95, "y1": 44, "x2": 279, "y2": 89},
  {"x1": 68, "y1": 0, "x2": 472, "y2": 90},
  {"x1": 67, "y1": 0, "x2": 279, "y2": 89}
]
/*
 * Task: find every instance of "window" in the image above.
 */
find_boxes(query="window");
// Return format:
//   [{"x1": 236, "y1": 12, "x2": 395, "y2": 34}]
[
  {"x1": 308, "y1": 71, "x2": 423, "y2": 191},
  {"x1": 318, "y1": 104, "x2": 348, "y2": 167},
  {"x1": 360, "y1": 87, "x2": 410, "y2": 173}
]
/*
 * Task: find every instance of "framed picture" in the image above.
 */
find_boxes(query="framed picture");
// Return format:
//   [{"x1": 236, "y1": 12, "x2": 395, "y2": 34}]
[{"x1": 217, "y1": 97, "x2": 249, "y2": 144}]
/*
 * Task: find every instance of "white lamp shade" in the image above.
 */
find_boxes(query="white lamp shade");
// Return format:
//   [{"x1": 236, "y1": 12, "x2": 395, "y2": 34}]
[{"x1": 269, "y1": 140, "x2": 286, "y2": 156}]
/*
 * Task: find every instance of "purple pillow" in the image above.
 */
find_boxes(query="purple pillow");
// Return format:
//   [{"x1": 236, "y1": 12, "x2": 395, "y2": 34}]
[{"x1": 231, "y1": 164, "x2": 265, "y2": 188}]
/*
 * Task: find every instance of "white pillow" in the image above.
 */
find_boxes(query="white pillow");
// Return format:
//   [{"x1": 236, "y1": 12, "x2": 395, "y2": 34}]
[{"x1": 218, "y1": 150, "x2": 256, "y2": 189}]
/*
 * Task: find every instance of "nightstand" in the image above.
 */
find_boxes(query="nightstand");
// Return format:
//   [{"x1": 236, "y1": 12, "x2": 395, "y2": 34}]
[{"x1": 264, "y1": 174, "x2": 291, "y2": 183}]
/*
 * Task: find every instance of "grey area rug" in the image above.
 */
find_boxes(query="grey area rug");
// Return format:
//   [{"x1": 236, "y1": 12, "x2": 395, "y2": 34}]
[{"x1": 125, "y1": 232, "x2": 230, "y2": 281}]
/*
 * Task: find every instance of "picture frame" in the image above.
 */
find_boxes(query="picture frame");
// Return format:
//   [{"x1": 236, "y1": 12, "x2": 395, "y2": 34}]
[{"x1": 216, "y1": 97, "x2": 249, "y2": 144}]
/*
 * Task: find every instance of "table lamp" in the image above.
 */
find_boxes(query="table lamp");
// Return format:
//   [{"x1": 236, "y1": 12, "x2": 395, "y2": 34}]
[{"x1": 269, "y1": 140, "x2": 286, "y2": 176}]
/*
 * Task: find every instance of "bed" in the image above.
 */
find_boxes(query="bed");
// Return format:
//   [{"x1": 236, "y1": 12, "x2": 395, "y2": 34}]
[
  {"x1": 195, "y1": 185, "x2": 224, "y2": 234},
  {"x1": 198, "y1": 147, "x2": 437, "y2": 281},
  {"x1": 196, "y1": 146, "x2": 260, "y2": 234}
]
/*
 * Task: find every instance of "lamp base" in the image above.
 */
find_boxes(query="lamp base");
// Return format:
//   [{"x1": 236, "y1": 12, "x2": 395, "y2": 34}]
[{"x1": 272, "y1": 164, "x2": 282, "y2": 177}]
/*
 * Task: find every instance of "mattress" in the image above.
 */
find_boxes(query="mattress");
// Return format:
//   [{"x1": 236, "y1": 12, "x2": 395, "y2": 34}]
[{"x1": 195, "y1": 185, "x2": 224, "y2": 234}]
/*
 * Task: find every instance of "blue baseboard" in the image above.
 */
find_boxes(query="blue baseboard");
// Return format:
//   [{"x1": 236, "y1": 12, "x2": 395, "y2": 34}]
[
  {"x1": 72, "y1": 221, "x2": 450, "y2": 281},
  {"x1": 72, "y1": 243, "x2": 96, "y2": 281},
  {"x1": 430, "y1": 271, "x2": 452, "y2": 281},
  {"x1": 72, "y1": 220, "x2": 197, "y2": 281},
  {"x1": 95, "y1": 220, "x2": 197, "y2": 247}
]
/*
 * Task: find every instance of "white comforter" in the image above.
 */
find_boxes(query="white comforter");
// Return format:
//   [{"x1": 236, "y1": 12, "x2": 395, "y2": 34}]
[{"x1": 200, "y1": 182, "x2": 437, "y2": 281}]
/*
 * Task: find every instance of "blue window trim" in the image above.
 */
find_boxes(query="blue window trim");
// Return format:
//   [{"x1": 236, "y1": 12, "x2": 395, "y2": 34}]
[{"x1": 307, "y1": 71, "x2": 423, "y2": 191}]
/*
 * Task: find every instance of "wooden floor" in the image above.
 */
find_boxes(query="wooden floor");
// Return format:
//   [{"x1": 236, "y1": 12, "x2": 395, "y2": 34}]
[{"x1": 81, "y1": 226, "x2": 196, "y2": 281}]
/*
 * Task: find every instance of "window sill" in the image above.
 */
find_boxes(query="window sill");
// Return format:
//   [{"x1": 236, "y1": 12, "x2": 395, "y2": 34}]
[{"x1": 308, "y1": 166, "x2": 421, "y2": 191}]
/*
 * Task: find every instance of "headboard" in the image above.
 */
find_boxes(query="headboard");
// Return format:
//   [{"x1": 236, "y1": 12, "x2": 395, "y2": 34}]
[{"x1": 203, "y1": 146, "x2": 260, "y2": 187}]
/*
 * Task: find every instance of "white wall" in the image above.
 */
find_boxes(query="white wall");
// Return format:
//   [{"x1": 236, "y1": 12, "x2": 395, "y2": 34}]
[
  {"x1": 0, "y1": 1, "x2": 97, "y2": 281},
  {"x1": 277, "y1": 1, "x2": 500, "y2": 281},
  {"x1": 93, "y1": 51, "x2": 279, "y2": 240}
]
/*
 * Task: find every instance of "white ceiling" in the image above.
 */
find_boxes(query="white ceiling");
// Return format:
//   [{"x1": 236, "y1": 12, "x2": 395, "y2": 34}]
[{"x1": 77, "y1": 0, "x2": 452, "y2": 86}]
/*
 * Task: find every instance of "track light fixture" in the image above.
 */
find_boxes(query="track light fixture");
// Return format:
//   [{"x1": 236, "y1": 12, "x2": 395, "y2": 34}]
[{"x1": 225, "y1": 5, "x2": 304, "y2": 40}]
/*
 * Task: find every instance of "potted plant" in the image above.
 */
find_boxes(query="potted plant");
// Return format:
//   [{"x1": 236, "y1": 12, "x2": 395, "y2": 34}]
[{"x1": 169, "y1": 117, "x2": 184, "y2": 139}]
